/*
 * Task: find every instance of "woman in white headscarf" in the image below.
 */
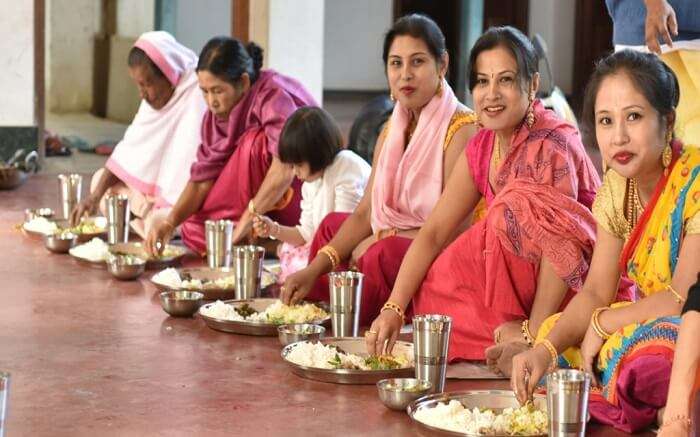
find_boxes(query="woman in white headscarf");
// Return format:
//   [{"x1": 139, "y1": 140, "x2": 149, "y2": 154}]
[{"x1": 70, "y1": 31, "x2": 207, "y2": 238}]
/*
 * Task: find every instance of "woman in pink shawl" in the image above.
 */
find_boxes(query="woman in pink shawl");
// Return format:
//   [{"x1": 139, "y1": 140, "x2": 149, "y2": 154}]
[
  {"x1": 70, "y1": 31, "x2": 206, "y2": 237},
  {"x1": 280, "y1": 15, "x2": 479, "y2": 325},
  {"x1": 145, "y1": 37, "x2": 316, "y2": 255},
  {"x1": 365, "y1": 27, "x2": 616, "y2": 365}
]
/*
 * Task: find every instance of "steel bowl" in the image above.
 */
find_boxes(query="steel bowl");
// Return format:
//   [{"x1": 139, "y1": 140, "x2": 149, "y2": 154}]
[
  {"x1": 377, "y1": 378, "x2": 433, "y2": 411},
  {"x1": 44, "y1": 232, "x2": 78, "y2": 254},
  {"x1": 106, "y1": 254, "x2": 146, "y2": 280},
  {"x1": 277, "y1": 323, "x2": 325, "y2": 346},
  {"x1": 25, "y1": 208, "x2": 55, "y2": 222},
  {"x1": 160, "y1": 291, "x2": 204, "y2": 317}
]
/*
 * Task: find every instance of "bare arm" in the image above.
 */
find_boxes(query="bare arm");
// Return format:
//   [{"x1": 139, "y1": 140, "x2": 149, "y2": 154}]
[
  {"x1": 662, "y1": 310, "x2": 700, "y2": 425},
  {"x1": 232, "y1": 156, "x2": 294, "y2": 244},
  {"x1": 70, "y1": 167, "x2": 119, "y2": 225}
]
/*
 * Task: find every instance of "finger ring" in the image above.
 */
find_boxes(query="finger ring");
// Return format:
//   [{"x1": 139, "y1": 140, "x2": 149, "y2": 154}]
[{"x1": 365, "y1": 330, "x2": 378, "y2": 336}]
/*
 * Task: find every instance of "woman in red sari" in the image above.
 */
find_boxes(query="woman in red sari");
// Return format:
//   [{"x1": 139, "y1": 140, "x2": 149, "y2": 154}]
[
  {"x1": 145, "y1": 37, "x2": 316, "y2": 255},
  {"x1": 365, "y1": 26, "x2": 605, "y2": 363},
  {"x1": 280, "y1": 14, "x2": 479, "y2": 325}
]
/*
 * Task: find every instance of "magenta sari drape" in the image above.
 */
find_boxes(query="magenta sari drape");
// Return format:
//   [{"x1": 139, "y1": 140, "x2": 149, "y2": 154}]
[{"x1": 181, "y1": 70, "x2": 316, "y2": 253}]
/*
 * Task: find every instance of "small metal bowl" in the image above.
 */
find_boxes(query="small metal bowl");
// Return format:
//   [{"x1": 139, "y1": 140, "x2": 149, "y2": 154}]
[
  {"x1": 44, "y1": 232, "x2": 78, "y2": 253},
  {"x1": 277, "y1": 323, "x2": 325, "y2": 346},
  {"x1": 377, "y1": 378, "x2": 433, "y2": 411},
  {"x1": 106, "y1": 254, "x2": 146, "y2": 280},
  {"x1": 25, "y1": 207, "x2": 55, "y2": 222},
  {"x1": 159, "y1": 291, "x2": 204, "y2": 317}
]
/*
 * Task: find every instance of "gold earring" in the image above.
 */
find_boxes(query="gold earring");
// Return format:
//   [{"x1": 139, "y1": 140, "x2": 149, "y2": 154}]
[
  {"x1": 390, "y1": 91, "x2": 395, "y2": 102},
  {"x1": 436, "y1": 77, "x2": 443, "y2": 97},
  {"x1": 526, "y1": 93, "x2": 536, "y2": 128},
  {"x1": 662, "y1": 129, "x2": 673, "y2": 168}
]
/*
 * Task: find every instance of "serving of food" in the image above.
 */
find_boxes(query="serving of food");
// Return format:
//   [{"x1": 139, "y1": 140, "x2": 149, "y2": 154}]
[
  {"x1": 198, "y1": 298, "x2": 330, "y2": 336},
  {"x1": 69, "y1": 237, "x2": 110, "y2": 264},
  {"x1": 281, "y1": 337, "x2": 415, "y2": 384},
  {"x1": 407, "y1": 391, "x2": 548, "y2": 436},
  {"x1": 68, "y1": 240, "x2": 188, "y2": 270},
  {"x1": 23, "y1": 216, "x2": 107, "y2": 241}
]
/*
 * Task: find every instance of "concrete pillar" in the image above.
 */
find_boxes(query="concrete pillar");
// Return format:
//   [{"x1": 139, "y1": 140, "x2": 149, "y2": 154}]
[
  {"x1": 0, "y1": 0, "x2": 39, "y2": 158},
  {"x1": 248, "y1": 0, "x2": 324, "y2": 105}
]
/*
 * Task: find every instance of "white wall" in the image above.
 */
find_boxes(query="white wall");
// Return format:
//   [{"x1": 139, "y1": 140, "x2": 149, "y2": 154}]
[
  {"x1": 528, "y1": 0, "x2": 576, "y2": 95},
  {"x1": 0, "y1": 1, "x2": 35, "y2": 125},
  {"x1": 323, "y1": 0, "x2": 392, "y2": 91},
  {"x1": 174, "y1": 0, "x2": 230, "y2": 54},
  {"x1": 46, "y1": 0, "x2": 101, "y2": 113},
  {"x1": 117, "y1": 0, "x2": 155, "y2": 38},
  {"x1": 267, "y1": 0, "x2": 325, "y2": 104}
]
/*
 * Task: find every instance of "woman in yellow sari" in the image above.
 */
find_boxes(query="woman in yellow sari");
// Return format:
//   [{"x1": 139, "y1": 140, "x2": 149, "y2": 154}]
[{"x1": 510, "y1": 49, "x2": 700, "y2": 433}]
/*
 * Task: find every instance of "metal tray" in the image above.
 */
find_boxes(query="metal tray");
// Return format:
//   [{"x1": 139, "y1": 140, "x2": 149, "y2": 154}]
[
  {"x1": 407, "y1": 390, "x2": 547, "y2": 436},
  {"x1": 151, "y1": 267, "x2": 237, "y2": 300},
  {"x1": 109, "y1": 242, "x2": 190, "y2": 270},
  {"x1": 281, "y1": 337, "x2": 415, "y2": 385},
  {"x1": 23, "y1": 217, "x2": 107, "y2": 243},
  {"x1": 199, "y1": 298, "x2": 331, "y2": 336}
]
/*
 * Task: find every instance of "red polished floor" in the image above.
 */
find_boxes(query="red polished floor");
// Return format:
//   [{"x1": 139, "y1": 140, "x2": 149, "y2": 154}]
[{"x1": 0, "y1": 175, "x2": 654, "y2": 436}]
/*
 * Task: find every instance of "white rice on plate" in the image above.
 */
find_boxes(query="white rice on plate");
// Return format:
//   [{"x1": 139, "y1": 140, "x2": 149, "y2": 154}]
[{"x1": 68, "y1": 238, "x2": 109, "y2": 262}]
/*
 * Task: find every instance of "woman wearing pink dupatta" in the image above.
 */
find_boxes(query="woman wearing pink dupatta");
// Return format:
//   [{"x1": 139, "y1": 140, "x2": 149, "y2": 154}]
[
  {"x1": 365, "y1": 26, "x2": 612, "y2": 363},
  {"x1": 145, "y1": 37, "x2": 315, "y2": 256},
  {"x1": 280, "y1": 15, "x2": 479, "y2": 325},
  {"x1": 70, "y1": 31, "x2": 206, "y2": 238}
]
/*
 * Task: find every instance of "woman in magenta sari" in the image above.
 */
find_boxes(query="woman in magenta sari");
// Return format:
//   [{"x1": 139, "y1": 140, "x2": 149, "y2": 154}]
[
  {"x1": 365, "y1": 26, "x2": 608, "y2": 364},
  {"x1": 146, "y1": 37, "x2": 316, "y2": 255},
  {"x1": 279, "y1": 15, "x2": 479, "y2": 325}
]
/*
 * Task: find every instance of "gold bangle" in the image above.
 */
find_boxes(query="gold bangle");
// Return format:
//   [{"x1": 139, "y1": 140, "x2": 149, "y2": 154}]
[
  {"x1": 247, "y1": 199, "x2": 257, "y2": 215},
  {"x1": 536, "y1": 339, "x2": 558, "y2": 372},
  {"x1": 521, "y1": 319, "x2": 535, "y2": 347},
  {"x1": 381, "y1": 301, "x2": 405, "y2": 322},
  {"x1": 591, "y1": 308, "x2": 612, "y2": 340},
  {"x1": 667, "y1": 284, "x2": 686, "y2": 304},
  {"x1": 318, "y1": 246, "x2": 340, "y2": 270}
]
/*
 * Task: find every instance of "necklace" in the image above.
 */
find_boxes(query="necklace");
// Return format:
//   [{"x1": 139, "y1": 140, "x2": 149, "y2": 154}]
[
  {"x1": 625, "y1": 178, "x2": 644, "y2": 234},
  {"x1": 494, "y1": 135, "x2": 501, "y2": 166}
]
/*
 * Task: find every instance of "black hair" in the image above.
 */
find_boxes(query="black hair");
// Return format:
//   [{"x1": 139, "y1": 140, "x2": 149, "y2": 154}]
[
  {"x1": 127, "y1": 47, "x2": 166, "y2": 80},
  {"x1": 467, "y1": 26, "x2": 538, "y2": 92},
  {"x1": 197, "y1": 36, "x2": 264, "y2": 86},
  {"x1": 581, "y1": 50, "x2": 680, "y2": 150},
  {"x1": 382, "y1": 14, "x2": 447, "y2": 68},
  {"x1": 278, "y1": 107, "x2": 343, "y2": 174}
]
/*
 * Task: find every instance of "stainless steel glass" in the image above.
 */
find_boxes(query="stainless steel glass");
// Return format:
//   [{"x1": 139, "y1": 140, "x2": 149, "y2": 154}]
[
  {"x1": 328, "y1": 271, "x2": 363, "y2": 337},
  {"x1": 57, "y1": 173, "x2": 82, "y2": 219},
  {"x1": 233, "y1": 245, "x2": 265, "y2": 299},
  {"x1": 106, "y1": 194, "x2": 130, "y2": 244},
  {"x1": 0, "y1": 372, "x2": 9, "y2": 437},
  {"x1": 413, "y1": 314, "x2": 452, "y2": 393},
  {"x1": 546, "y1": 369, "x2": 591, "y2": 436},
  {"x1": 205, "y1": 219, "x2": 234, "y2": 268}
]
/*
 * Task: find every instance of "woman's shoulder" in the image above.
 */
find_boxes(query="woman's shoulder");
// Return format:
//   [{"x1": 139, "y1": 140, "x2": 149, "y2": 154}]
[{"x1": 444, "y1": 105, "x2": 478, "y2": 148}]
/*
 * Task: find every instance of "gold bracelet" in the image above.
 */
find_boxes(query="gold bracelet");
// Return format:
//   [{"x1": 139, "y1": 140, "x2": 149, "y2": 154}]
[
  {"x1": 667, "y1": 284, "x2": 686, "y2": 304},
  {"x1": 591, "y1": 307, "x2": 612, "y2": 340},
  {"x1": 381, "y1": 301, "x2": 405, "y2": 322},
  {"x1": 318, "y1": 246, "x2": 339, "y2": 270},
  {"x1": 536, "y1": 339, "x2": 558, "y2": 372},
  {"x1": 521, "y1": 319, "x2": 535, "y2": 347},
  {"x1": 660, "y1": 414, "x2": 692, "y2": 430},
  {"x1": 247, "y1": 199, "x2": 257, "y2": 215}
]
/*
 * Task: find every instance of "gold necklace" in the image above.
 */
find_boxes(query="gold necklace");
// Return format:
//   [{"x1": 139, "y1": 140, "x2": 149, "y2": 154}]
[
  {"x1": 494, "y1": 135, "x2": 501, "y2": 167},
  {"x1": 626, "y1": 178, "x2": 644, "y2": 233}
]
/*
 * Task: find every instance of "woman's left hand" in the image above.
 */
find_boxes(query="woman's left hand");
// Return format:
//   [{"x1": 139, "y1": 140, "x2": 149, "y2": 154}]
[
  {"x1": 252, "y1": 214, "x2": 274, "y2": 239},
  {"x1": 658, "y1": 419, "x2": 691, "y2": 437},
  {"x1": 580, "y1": 323, "x2": 604, "y2": 387}
]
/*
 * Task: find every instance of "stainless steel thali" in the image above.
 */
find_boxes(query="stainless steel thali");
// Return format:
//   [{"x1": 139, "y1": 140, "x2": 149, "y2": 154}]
[
  {"x1": 199, "y1": 298, "x2": 331, "y2": 336},
  {"x1": 22, "y1": 217, "x2": 107, "y2": 243},
  {"x1": 150, "y1": 267, "x2": 237, "y2": 300},
  {"x1": 407, "y1": 390, "x2": 547, "y2": 437},
  {"x1": 281, "y1": 337, "x2": 415, "y2": 385}
]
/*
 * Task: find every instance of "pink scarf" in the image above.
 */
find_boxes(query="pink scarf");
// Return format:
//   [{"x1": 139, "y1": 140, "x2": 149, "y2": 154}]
[
  {"x1": 105, "y1": 31, "x2": 206, "y2": 207},
  {"x1": 370, "y1": 78, "x2": 458, "y2": 232},
  {"x1": 190, "y1": 70, "x2": 317, "y2": 181}
]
